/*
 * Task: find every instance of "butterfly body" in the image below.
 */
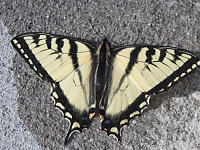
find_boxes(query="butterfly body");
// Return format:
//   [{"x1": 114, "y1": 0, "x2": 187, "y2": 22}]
[{"x1": 11, "y1": 33, "x2": 200, "y2": 145}]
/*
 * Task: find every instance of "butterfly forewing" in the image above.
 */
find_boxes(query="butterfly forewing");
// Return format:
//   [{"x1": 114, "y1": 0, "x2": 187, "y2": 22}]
[{"x1": 11, "y1": 33, "x2": 95, "y2": 82}]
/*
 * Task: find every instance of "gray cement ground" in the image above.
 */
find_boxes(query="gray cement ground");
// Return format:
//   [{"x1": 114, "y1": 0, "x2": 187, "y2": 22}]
[{"x1": 0, "y1": 0, "x2": 200, "y2": 150}]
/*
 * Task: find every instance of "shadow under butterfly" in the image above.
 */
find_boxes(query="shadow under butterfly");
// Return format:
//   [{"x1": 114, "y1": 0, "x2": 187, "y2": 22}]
[{"x1": 11, "y1": 32, "x2": 200, "y2": 145}]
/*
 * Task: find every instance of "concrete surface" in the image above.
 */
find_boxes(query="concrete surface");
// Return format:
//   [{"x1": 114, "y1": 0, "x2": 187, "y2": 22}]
[{"x1": 0, "y1": 0, "x2": 200, "y2": 150}]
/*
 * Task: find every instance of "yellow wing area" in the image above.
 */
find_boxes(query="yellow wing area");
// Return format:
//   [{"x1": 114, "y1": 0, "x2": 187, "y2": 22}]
[{"x1": 58, "y1": 63, "x2": 92, "y2": 111}]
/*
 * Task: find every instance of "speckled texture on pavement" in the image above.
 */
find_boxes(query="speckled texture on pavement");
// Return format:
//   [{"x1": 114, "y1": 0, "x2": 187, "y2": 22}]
[{"x1": 0, "y1": 1, "x2": 200, "y2": 150}]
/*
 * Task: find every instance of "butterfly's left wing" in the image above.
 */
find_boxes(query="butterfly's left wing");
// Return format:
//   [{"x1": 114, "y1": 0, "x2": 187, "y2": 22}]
[
  {"x1": 101, "y1": 45, "x2": 200, "y2": 140},
  {"x1": 11, "y1": 33, "x2": 97, "y2": 144}
]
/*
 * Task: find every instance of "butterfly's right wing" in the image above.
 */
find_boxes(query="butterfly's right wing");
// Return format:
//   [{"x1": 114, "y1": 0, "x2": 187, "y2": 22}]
[
  {"x1": 11, "y1": 33, "x2": 97, "y2": 144},
  {"x1": 100, "y1": 45, "x2": 200, "y2": 140}
]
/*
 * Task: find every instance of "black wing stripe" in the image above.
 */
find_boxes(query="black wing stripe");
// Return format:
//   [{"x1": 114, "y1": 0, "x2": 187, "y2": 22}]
[
  {"x1": 125, "y1": 47, "x2": 141, "y2": 74},
  {"x1": 115, "y1": 47, "x2": 154, "y2": 95},
  {"x1": 56, "y1": 38, "x2": 64, "y2": 53},
  {"x1": 32, "y1": 34, "x2": 40, "y2": 44},
  {"x1": 46, "y1": 36, "x2": 52, "y2": 49},
  {"x1": 68, "y1": 40, "x2": 84, "y2": 87},
  {"x1": 69, "y1": 40, "x2": 79, "y2": 69},
  {"x1": 158, "y1": 48, "x2": 166, "y2": 62},
  {"x1": 68, "y1": 40, "x2": 90, "y2": 104},
  {"x1": 145, "y1": 47, "x2": 155, "y2": 63}
]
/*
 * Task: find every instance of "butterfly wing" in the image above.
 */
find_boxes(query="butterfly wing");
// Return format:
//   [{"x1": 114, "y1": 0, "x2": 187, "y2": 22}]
[
  {"x1": 101, "y1": 45, "x2": 200, "y2": 140},
  {"x1": 11, "y1": 33, "x2": 97, "y2": 144}
]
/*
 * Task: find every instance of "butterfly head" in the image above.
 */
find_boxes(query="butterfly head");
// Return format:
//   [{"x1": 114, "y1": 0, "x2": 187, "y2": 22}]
[
  {"x1": 96, "y1": 38, "x2": 111, "y2": 55},
  {"x1": 103, "y1": 38, "x2": 111, "y2": 46}
]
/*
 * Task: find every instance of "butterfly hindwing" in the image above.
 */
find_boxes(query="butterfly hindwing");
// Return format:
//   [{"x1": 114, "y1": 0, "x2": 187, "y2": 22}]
[
  {"x1": 101, "y1": 45, "x2": 200, "y2": 140},
  {"x1": 11, "y1": 33, "x2": 97, "y2": 143}
]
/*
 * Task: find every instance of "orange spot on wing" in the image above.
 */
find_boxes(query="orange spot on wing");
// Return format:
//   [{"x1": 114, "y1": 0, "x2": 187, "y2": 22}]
[
  {"x1": 99, "y1": 115, "x2": 104, "y2": 122},
  {"x1": 89, "y1": 112, "x2": 95, "y2": 119}
]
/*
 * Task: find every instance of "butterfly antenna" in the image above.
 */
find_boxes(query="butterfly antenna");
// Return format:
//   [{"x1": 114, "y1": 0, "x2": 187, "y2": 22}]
[
  {"x1": 87, "y1": 18, "x2": 105, "y2": 40},
  {"x1": 87, "y1": 18, "x2": 120, "y2": 46}
]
